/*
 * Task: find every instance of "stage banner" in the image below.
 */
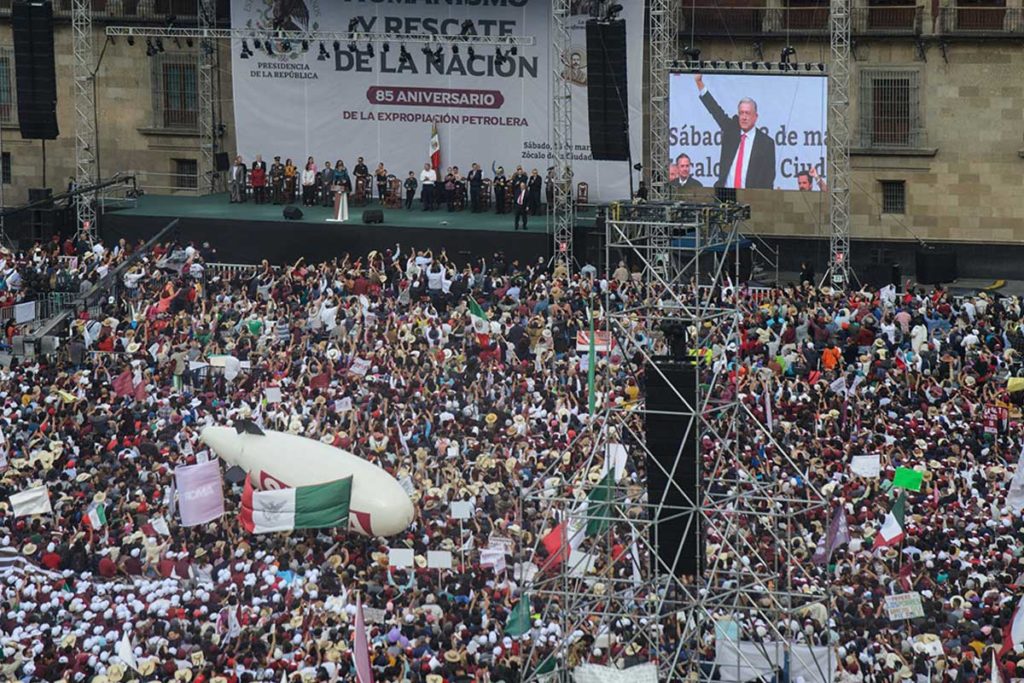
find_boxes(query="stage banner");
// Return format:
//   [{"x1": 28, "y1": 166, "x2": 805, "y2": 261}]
[
  {"x1": 667, "y1": 72, "x2": 828, "y2": 192},
  {"x1": 230, "y1": 1, "x2": 643, "y2": 201}
]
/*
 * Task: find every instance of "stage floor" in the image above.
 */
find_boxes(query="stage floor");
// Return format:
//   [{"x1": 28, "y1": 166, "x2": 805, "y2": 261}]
[
  {"x1": 101, "y1": 192, "x2": 560, "y2": 265},
  {"x1": 113, "y1": 192, "x2": 544, "y2": 233}
]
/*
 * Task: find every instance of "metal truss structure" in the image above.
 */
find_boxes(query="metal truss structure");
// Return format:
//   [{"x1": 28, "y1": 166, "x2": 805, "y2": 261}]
[
  {"x1": 72, "y1": 0, "x2": 98, "y2": 241},
  {"x1": 198, "y1": 0, "x2": 217, "y2": 195},
  {"x1": 104, "y1": 26, "x2": 535, "y2": 46},
  {"x1": 646, "y1": 0, "x2": 679, "y2": 200},
  {"x1": 550, "y1": 0, "x2": 574, "y2": 273},
  {"x1": 826, "y1": 0, "x2": 852, "y2": 288},
  {"x1": 521, "y1": 202, "x2": 831, "y2": 681}
]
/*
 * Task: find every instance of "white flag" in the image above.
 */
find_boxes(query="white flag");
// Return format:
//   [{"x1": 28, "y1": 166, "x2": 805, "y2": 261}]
[
  {"x1": 116, "y1": 631, "x2": 138, "y2": 672},
  {"x1": 10, "y1": 486, "x2": 52, "y2": 517},
  {"x1": 1007, "y1": 445, "x2": 1024, "y2": 513},
  {"x1": 850, "y1": 454, "x2": 882, "y2": 478},
  {"x1": 829, "y1": 376, "x2": 848, "y2": 395}
]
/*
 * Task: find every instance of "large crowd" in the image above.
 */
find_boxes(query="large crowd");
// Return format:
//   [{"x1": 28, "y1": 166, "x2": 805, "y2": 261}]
[{"x1": 0, "y1": 235, "x2": 1021, "y2": 683}]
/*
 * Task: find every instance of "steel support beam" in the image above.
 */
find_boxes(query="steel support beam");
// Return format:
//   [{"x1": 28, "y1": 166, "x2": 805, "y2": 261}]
[
  {"x1": 73, "y1": 0, "x2": 97, "y2": 241},
  {"x1": 647, "y1": 0, "x2": 679, "y2": 199},
  {"x1": 827, "y1": 0, "x2": 852, "y2": 287},
  {"x1": 198, "y1": 0, "x2": 216, "y2": 195},
  {"x1": 550, "y1": 0, "x2": 574, "y2": 274}
]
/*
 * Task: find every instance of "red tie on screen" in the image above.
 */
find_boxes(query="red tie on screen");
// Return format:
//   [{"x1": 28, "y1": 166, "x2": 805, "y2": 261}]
[{"x1": 734, "y1": 132, "x2": 747, "y2": 189}]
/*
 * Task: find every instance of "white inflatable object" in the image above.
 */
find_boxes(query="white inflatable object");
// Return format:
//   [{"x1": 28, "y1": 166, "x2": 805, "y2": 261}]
[{"x1": 200, "y1": 425, "x2": 414, "y2": 537}]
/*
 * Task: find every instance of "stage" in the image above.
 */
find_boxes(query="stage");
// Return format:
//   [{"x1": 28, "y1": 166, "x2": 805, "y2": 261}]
[{"x1": 99, "y1": 193, "x2": 574, "y2": 265}]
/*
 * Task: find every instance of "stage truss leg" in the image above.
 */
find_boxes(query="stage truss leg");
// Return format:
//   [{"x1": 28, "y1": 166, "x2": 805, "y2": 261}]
[
  {"x1": 521, "y1": 203, "x2": 832, "y2": 682},
  {"x1": 647, "y1": 0, "x2": 679, "y2": 200},
  {"x1": 198, "y1": 0, "x2": 217, "y2": 195},
  {"x1": 72, "y1": 0, "x2": 97, "y2": 241},
  {"x1": 551, "y1": 0, "x2": 574, "y2": 273},
  {"x1": 827, "y1": 0, "x2": 852, "y2": 288}
]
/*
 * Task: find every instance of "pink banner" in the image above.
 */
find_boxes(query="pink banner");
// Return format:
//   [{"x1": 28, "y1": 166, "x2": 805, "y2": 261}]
[{"x1": 174, "y1": 460, "x2": 225, "y2": 527}]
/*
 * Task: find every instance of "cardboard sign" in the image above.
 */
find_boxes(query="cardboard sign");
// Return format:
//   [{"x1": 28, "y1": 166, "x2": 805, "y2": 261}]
[
  {"x1": 450, "y1": 501, "x2": 474, "y2": 520},
  {"x1": 850, "y1": 454, "x2": 881, "y2": 478},
  {"x1": 487, "y1": 535, "x2": 514, "y2": 554},
  {"x1": 362, "y1": 607, "x2": 387, "y2": 624},
  {"x1": 884, "y1": 592, "x2": 924, "y2": 621},
  {"x1": 427, "y1": 550, "x2": 453, "y2": 569},
  {"x1": 387, "y1": 548, "x2": 414, "y2": 568}
]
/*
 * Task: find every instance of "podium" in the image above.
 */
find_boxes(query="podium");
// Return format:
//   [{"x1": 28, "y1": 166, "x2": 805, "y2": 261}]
[{"x1": 327, "y1": 187, "x2": 349, "y2": 223}]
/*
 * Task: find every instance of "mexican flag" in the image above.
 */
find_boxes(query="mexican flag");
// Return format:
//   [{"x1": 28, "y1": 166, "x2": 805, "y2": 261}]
[
  {"x1": 85, "y1": 501, "x2": 106, "y2": 529},
  {"x1": 468, "y1": 298, "x2": 490, "y2": 345},
  {"x1": 430, "y1": 123, "x2": 441, "y2": 171},
  {"x1": 874, "y1": 491, "x2": 906, "y2": 548},
  {"x1": 539, "y1": 471, "x2": 616, "y2": 569},
  {"x1": 239, "y1": 474, "x2": 352, "y2": 534}
]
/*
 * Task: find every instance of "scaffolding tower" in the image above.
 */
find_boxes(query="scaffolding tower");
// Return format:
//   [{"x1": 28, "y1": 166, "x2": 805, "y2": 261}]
[
  {"x1": 521, "y1": 202, "x2": 832, "y2": 681},
  {"x1": 827, "y1": 0, "x2": 852, "y2": 287},
  {"x1": 646, "y1": 0, "x2": 679, "y2": 200},
  {"x1": 72, "y1": 0, "x2": 97, "y2": 241},
  {"x1": 198, "y1": 0, "x2": 217, "y2": 195},
  {"x1": 550, "y1": 0, "x2": 575, "y2": 274}
]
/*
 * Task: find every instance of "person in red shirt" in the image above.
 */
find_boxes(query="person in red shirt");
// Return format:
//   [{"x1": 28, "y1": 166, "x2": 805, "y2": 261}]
[
  {"x1": 40, "y1": 543, "x2": 62, "y2": 571},
  {"x1": 250, "y1": 161, "x2": 267, "y2": 204},
  {"x1": 97, "y1": 549, "x2": 117, "y2": 578}
]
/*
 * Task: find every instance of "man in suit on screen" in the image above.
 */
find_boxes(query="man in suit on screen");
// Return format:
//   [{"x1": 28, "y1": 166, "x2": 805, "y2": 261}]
[{"x1": 694, "y1": 74, "x2": 776, "y2": 189}]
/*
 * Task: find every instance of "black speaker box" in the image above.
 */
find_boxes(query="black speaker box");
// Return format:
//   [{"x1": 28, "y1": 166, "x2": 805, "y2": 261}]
[
  {"x1": 214, "y1": 152, "x2": 230, "y2": 172},
  {"x1": 915, "y1": 249, "x2": 957, "y2": 285},
  {"x1": 645, "y1": 360, "x2": 701, "y2": 577},
  {"x1": 363, "y1": 209, "x2": 384, "y2": 224},
  {"x1": 585, "y1": 20, "x2": 629, "y2": 161},
  {"x1": 12, "y1": 0, "x2": 58, "y2": 140},
  {"x1": 282, "y1": 206, "x2": 303, "y2": 220}
]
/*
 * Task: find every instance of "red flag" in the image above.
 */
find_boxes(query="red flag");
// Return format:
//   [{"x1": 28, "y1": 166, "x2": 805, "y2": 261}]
[
  {"x1": 538, "y1": 522, "x2": 569, "y2": 571},
  {"x1": 112, "y1": 370, "x2": 134, "y2": 397},
  {"x1": 354, "y1": 597, "x2": 374, "y2": 683}
]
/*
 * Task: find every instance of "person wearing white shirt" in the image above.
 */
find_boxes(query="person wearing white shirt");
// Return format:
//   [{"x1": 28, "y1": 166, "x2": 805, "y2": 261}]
[
  {"x1": 419, "y1": 163, "x2": 437, "y2": 211},
  {"x1": 301, "y1": 162, "x2": 317, "y2": 206}
]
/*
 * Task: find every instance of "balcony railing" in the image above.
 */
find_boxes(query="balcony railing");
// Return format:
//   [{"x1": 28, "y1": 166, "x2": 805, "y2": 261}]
[
  {"x1": 679, "y1": 6, "x2": 922, "y2": 38},
  {"x1": 851, "y1": 6, "x2": 922, "y2": 35},
  {"x1": 938, "y1": 6, "x2": 1024, "y2": 35},
  {"x1": 0, "y1": 0, "x2": 230, "y2": 23}
]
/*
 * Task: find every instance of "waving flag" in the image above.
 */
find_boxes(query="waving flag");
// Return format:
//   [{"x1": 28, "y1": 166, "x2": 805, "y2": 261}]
[
  {"x1": 429, "y1": 123, "x2": 441, "y2": 171},
  {"x1": 239, "y1": 474, "x2": 352, "y2": 534},
  {"x1": 354, "y1": 597, "x2": 374, "y2": 683},
  {"x1": 468, "y1": 298, "x2": 490, "y2": 346},
  {"x1": 875, "y1": 492, "x2": 906, "y2": 548}
]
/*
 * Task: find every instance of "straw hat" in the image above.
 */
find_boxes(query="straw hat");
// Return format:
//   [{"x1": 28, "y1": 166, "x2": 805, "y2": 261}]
[
  {"x1": 415, "y1": 554, "x2": 427, "y2": 568},
  {"x1": 174, "y1": 669, "x2": 193, "y2": 682},
  {"x1": 126, "y1": 342, "x2": 141, "y2": 354},
  {"x1": 326, "y1": 347, "x2": 341, "y2": 361},
  {"x1": 106, "y1": 663, "x2": 126, "y2": 682},
  {"x1": 22, "y1": 543, "x2": 37, "y2": 556},
  {"x1": 93, "y1": 491, "x2": 107, "y2": 504},
  {"x1": 444, "y1": 650, "x2": 462, "y2": 664}
]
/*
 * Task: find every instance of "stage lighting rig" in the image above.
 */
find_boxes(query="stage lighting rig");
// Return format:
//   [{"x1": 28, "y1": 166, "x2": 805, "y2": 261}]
[
  {"x1": 780, "y1": 45, "x2": 797, "y2": 71},
  {"x1": 682, "y1": 46, "x2": 701, "y2": 67}
]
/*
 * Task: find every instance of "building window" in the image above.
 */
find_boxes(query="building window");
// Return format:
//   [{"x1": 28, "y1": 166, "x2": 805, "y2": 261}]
[
  {"x1": 859, "y1": 69, "x2": 922, "y2": 148},
  {"x1": 173, "y1": 158, "x2": 198, "y2": 190},
  {"x1": 151, "y1": 54, "x2": 198, "y2": 130},
  {"x1": 880, "y1": 180, "x2": 906, "y2": 214},
  {"x1": 1, "y1": 152, "x2": 9, "y2": 185},
  {"x1": 0, "y1": 48, "x2": 16, "y2": 125}
]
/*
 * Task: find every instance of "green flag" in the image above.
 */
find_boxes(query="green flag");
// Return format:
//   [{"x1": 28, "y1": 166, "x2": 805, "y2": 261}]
[
  {"x1": 587, "y1": 307, "x2": 597, "y2": 416},
  {"x1": 534, "y1": 655, "x2": 557, "y2": 675},
  {"x1": 893, "y1": 467, "x2": 924, "y2": 492},
  {"x1": 585, "y1": 470, "x2": 615, "y2": 537},
  {"x1": 505, "y1": 596, "x2": 532, "y2": 637}
]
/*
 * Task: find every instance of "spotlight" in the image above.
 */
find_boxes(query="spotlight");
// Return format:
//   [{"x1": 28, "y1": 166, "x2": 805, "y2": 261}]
[
  {"x1": 604, "y1": 2, "x2": 623, "y2": 20},
  {"x1": 241, "y1": 39, "x2": 252, "y2": 59},
  {"x1": 422, "y1": 45, "x2": 432, "y2": 57},
  {"x1": 253, "y1": 39, "x2": 262, "y2": 51},
  {"x1": 399, "y1": 45, "x2": 412, "y2": 65},
  {"x1": 804, "y1": 63, "x2": 812, "y2": 72},
  {"x1": 145, "y1": 38, "x2": 157, "y2": 57},
  {"x1": 817, "y1": 63, "x2": 826, "y2": 71},
  {"x1": 495, "y1": 47, "x2": 506, "y2": 65},
  {"x1": 281, "y1": 40, "x2": 291, "y2": 52},
  {"x1": 510, "y1": 46, "x2": 517, "y2": 56},
  {"x1": 632, "y1": 163, "x2": 643, "y2": 172},
  {"x1": 173, "y1": 37, "x2": 181, "y2": 49},
  {"x1": 317, "y1": 42, "x2": 329, "y2": 60},
  {"x1": 366, "y1": 43, "x2": 374, "y2": 58},
  {"x1": 186, "y1": 38, "x2": 194, "y2": 48},
  {"x1": 382, "y1": 43, "x2": 389, "y2": 53},
  {"x1": 348, "y1": 17, "x2": 359, "y2": 32},
  {"x1": 460, "y1": 20, "x2": 474, "y2": 36},
  {"x1": 683, "y1": 46, "x2": 701, "y2": 64},
  {"x1": 452, "y1": 45, "x2": 459, "y2": 55},
  {"x1": 265, "y1": 40, "x2": 273, "y2": 56},
  {"x1": 468, "y1": 46, "x2": 476, "y2": 61},
  {"x1": 348, "y1": 42, "x2": 357, "y2": 53},
  {"x1": 155, "y1": 38, "x2": 165, "y2": 53},
  {"x1": 127, "y1": 35, "x2": 135, "y2": 47},
  {"x1": 751, "y1": 62, "x2": 759, "y2": 70},
  {"x1": 302, "y1": 40, "x2": 309, "y2": 52},
  {"x1": 332, "y1": 40, "x2": 340, "y2": 52},
  {"x1": 781, "y1": 45, "x2": 797, "y2": 65}
]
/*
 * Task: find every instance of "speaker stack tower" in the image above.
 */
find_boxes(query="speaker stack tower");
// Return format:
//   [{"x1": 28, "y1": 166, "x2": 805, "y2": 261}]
[
  {"x1": 12, "y1": 0, "x2": 58, "y2": 140},
  {"x1": 585, "y1": 20, "x2": 629, "y2": 161},
  {"x1": 644, "y1": 359, "x2": 702, "y2": 577}
]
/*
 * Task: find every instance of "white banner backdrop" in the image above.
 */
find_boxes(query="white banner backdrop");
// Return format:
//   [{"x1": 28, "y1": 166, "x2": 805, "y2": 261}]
[
  {"x1": 668, "y1": 73, "x2": 828, "y2": 192},
  {"x1": 230, "y1": 0, "x2": 643, "y2": 201}
]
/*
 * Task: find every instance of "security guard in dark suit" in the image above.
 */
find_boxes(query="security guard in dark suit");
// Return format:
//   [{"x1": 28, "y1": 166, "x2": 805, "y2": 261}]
[{"x1": 269, "y1": 157, "x2": 285, "y2": 204}]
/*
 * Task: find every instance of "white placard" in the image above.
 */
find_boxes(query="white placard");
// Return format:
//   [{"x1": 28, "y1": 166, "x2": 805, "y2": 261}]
[
  {"x1": 575, "y1": 663, "x2": 659, "y2": 683},
  {"x1": 387, "y1": 547, "x2": 414, "y2": 569},
  {"x1": 362, "y1": 607, "x2": 387, "y2": 624},
  {"x1": 264, "y1": 386, "x2": 282, "y2": 404},
  {"x1": 336, "y1": 397, "x2": 353, "y2": 413},
  {"x1": 850, "y1": 454, "x2": 881, "y2": 478},
  {"x1": 884, "y1": 592, "x2": 924, "y2": 621},
  {"x1": 427, "y1": 550, "x2": 453, "y2": 569},
  {"x1": 487, "y1": 535, "x2": 514, "y2": 554},
  {"x1": 568, "y1": 549, "x2": 596, "y2": 577},
  {"x1": 604, "y1": 443, "x2": 628, "y2": 481},
  {"x1": 450, "y1": 501, "x2": 474, "y2": 520},
  {"x1": 349, "y1": 358, "x2": 371, "y2": 377},
  {"x1": 14, "y1": 302, "x2": 34, "y2": 324}
]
